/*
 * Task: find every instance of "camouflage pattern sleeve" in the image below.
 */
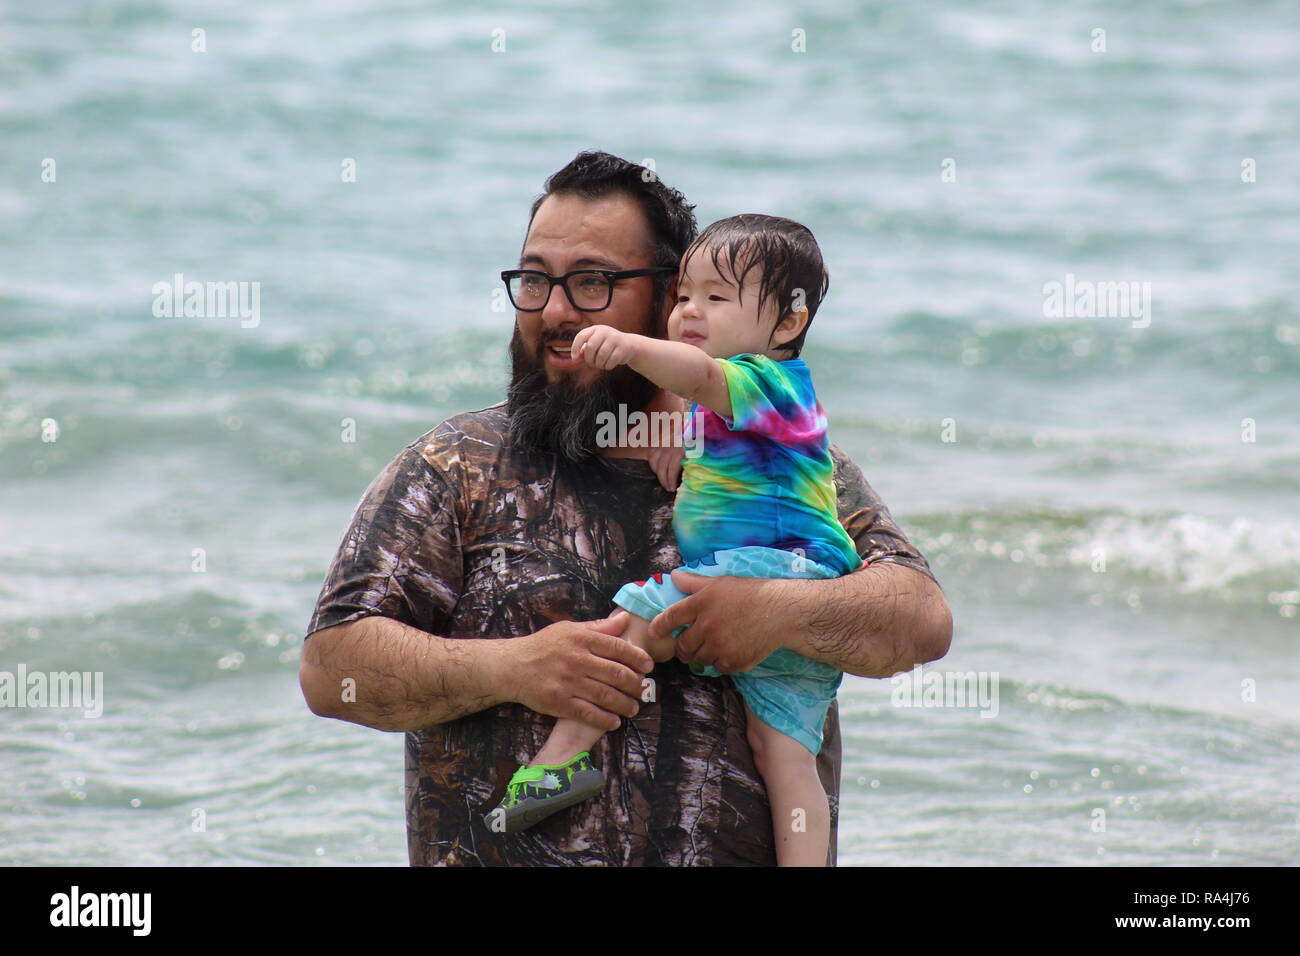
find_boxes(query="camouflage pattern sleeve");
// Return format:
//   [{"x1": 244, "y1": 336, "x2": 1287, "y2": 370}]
[
  {"x1": 306, "y1": 428, "x2": 465, "y2": 639},
  {"x1": 828, "y1": 442, "x2": 939, "y2": 587}
]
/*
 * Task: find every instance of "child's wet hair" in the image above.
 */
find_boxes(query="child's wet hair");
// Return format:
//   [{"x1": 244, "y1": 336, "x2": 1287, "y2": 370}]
[{"x1": 680, "y1": 214, "x2": 829, "y2": 359}]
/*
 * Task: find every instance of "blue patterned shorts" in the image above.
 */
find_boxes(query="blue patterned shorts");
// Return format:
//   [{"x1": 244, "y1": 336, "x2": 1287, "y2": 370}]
[{"x1": 612, "y1": 545, "x2": 848, "y2": 756}]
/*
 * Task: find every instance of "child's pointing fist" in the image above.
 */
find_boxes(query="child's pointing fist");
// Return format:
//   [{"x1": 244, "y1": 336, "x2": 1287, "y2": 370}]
[{"x1": 572, "y1": 326, "x2": 640, "y2": 370}]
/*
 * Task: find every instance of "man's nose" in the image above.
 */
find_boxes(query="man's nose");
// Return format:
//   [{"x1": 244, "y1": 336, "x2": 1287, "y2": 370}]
[{"x1": 540, "y1": 280, "x2": 581, "y2": 327}]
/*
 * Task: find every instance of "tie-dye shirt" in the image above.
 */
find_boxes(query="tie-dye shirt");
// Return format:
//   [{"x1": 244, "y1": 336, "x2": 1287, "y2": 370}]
[{"x1": 675, "y1": 353, "x2": 863, "y2": 576}]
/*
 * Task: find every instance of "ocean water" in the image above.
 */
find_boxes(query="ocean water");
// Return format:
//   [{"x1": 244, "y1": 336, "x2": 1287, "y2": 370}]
[{"x1": 2, "y1": 0, "x2": 1298, "y2": 865}]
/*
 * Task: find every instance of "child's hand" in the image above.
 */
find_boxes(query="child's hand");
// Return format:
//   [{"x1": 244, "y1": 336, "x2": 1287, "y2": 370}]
[{"x1": 572, "y1": 325, "x2": 637, "y2": 369}]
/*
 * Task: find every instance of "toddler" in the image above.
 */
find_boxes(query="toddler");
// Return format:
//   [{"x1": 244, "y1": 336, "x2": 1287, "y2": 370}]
[{"x1": 484, "y1": 214, "x2": 863, "y2": 866}]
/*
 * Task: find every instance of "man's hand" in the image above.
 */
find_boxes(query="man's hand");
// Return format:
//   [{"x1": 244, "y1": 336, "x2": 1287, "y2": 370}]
[
  {"x1": 573, "y1": 325, "x2": 639, "y2": 369},
  {"x1": 633, "y1": 388, "x2": 687, "y2": 492},
  {"x1": 647, "y1": 561, "x2": 952, "y2": 679},
  {"x1": 647, "y1": 571, "x2": 783, "y2": 673},
  {"x1": 645, "y1": 436, "x2": 684, "y2": 492},
  {"x1": 509, "y1": 611, "x2": 654, "y2": 731}
]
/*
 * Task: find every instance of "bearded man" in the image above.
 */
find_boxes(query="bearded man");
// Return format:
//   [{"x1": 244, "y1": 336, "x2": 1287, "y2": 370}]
[{"x1": 299, "y1": 150, "x2": 951, "y2": 866}]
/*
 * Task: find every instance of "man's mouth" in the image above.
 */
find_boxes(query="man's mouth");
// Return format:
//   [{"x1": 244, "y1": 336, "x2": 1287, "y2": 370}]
[{"x1": 544, "y1": 340, "x2": 582, "y2": 369}]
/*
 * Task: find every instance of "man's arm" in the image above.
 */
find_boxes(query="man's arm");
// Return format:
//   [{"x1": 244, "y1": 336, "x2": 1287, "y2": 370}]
[
  {"x1": 651, "y1": 561, "x2": 949, "y2": 678},
  {"x1": 765, "y1": 560, "x2": 951, "y2": 676},
  {"x1": 647, "y1": 444, "x2": 952, "y2": 677},
  {"x1": 300, "y1": 613, "x2": 651, "y2": 733},
  {"x1": 299, "y1": 426, "x2": 651, "y2": 733},
  {"x1": 300, "y1": 616, "x2": 510, "y2": 731}
]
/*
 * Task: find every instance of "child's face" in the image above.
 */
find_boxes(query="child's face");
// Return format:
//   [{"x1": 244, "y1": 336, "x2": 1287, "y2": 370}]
[{"x1": 667, "y1": 245, "x2": 784, "y2": 360}]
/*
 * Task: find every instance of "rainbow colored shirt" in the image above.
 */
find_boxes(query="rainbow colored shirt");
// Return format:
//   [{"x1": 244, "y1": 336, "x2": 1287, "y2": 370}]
[{"x1": 674, "y1": 353, "x2": 862, "y2": 576}]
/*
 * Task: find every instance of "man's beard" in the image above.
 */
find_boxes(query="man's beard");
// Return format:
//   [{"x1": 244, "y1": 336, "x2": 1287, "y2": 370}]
[{"x1": 507, "y1": 322, "x2": 659, "y2": 467}]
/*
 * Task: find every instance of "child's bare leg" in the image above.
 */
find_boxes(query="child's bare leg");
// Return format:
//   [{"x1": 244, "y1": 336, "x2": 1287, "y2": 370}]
[
  {"x1": 530, "y1": 612, "x2": 675, "y2": 766},
  {"x1": 621, "y1": 611, "x2": 679, "y2": 664},
  {"x1": 743, "y1": 701, "x2": 830, "y2": 867}
]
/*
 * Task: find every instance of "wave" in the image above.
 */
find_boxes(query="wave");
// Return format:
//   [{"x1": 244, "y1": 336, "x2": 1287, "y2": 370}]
[
  {"x1": 911, "y1": 506, "x2": 1300, "y2": 603},
  {"x1": 813, "y1": 303, "x2": 1300, "y2": 381}
]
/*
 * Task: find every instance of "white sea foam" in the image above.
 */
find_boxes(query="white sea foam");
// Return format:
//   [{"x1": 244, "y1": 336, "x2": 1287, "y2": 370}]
[
  {"x1": 1068, "y1": 512, "x2": 1300, "y2": 595},
  {"x1": 922, "y1": 508, "x2": 1300, "y2": 600}
]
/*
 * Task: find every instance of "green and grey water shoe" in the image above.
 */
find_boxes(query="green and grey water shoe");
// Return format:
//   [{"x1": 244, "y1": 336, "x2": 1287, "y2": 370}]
[{"x1": 482, "y1": 752, "x2": 605, "y2": 834}]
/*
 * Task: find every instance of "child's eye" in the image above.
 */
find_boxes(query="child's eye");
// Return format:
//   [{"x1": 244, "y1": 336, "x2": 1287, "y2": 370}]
[
  {"x1": 708, "y1": 295, "x2": 727, "y2": 302},
  {"x1": 677, "y1": 295, "x2": 690, "y2": 303}
]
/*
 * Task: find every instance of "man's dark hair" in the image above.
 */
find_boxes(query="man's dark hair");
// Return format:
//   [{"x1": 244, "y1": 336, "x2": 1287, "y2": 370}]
[
  {"x1": 683, "y1": 214, "x2": 829, "y2": 359},
  {"x1": 528, "y1": 151, "x2": 698, "y2": 334}
]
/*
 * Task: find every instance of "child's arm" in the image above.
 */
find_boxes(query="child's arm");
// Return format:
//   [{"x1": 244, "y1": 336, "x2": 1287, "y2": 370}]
[{"x1": 571, "y1": 327, "x2": 732, "y2": 420}]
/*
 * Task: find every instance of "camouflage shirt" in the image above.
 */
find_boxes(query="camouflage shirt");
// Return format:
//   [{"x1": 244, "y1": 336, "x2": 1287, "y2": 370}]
[{"x1": 306, "y1": 400, "x2": 936, "y2": 866}]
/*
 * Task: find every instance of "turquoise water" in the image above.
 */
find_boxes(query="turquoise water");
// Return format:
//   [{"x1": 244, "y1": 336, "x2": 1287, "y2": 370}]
[{"x1": 2, "y1": 0, "x2": 1298, "y2": 865}]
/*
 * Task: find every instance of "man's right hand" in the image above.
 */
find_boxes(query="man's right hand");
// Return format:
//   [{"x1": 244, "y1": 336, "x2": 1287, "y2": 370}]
[{"x1": 507, "y1": 611, "x2": 654, "y2": 731}]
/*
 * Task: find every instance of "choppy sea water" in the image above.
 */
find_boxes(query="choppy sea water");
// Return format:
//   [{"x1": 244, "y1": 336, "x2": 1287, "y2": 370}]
[{"x1": 1, "y1": 0, "x2": 1298, "y2": 865}]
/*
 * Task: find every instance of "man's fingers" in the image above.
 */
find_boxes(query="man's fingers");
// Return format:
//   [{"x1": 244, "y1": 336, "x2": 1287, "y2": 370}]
[
  {"x1": 582, "y1": 645, "x2": 649, "y2": 701},
  {"x1": 669, "y1": 568, "x2": 711, "y2": 592},
  {"x1": 673, "y1": 622, "x2": 704, "y2": 662},
  {"x1": 711, "y1": 653, "x2": 737, "y2": 674},
  {"x1": 588, "y1": 631, "x2": 653, "y2": 676},
  {"x1": 685, "y1": 637, "x2": 718, "y2": 669},
  {"x1": 567, "y1": 694, "x2": 622, "y2": 732},
  {"x1": 576, "y1": 675, "x2": 640, "y2": 720},
  {"x1": 656, "y1": 462, "x2": 675, "y2": 492},
  {"x1": 648, "y1": 601, "x2": 690, "y2": 642}
]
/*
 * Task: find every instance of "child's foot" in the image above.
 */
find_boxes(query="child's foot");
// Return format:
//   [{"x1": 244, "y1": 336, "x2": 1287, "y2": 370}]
[{"x1": 481, "y1": 752, "x2": 605, "y2": 834}]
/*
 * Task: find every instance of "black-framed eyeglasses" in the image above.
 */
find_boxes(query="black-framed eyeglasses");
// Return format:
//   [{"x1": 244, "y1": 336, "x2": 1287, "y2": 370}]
[{"x1": 500, "y1": 267, "x2": 676, "y2": 312}]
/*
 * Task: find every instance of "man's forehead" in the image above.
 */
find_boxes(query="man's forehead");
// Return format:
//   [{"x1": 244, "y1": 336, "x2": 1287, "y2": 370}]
[{"x1": 523, "y1": 192, "x2": 653, "y2": 267}]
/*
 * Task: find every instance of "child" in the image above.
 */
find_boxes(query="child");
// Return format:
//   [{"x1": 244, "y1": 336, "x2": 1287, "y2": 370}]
[{"x1": 483, "y1": 214, "x2": 863, "y2": 866}]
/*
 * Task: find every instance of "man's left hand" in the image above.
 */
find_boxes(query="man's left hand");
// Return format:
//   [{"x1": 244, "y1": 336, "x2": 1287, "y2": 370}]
[{"x1": 646, "y1": 570, "x2": 785, "y2": 673}]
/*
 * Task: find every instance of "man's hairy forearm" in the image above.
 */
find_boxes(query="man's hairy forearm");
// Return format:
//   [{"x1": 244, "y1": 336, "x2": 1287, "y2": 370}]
[
  {"x1": 777, "y1": 561, "x2": 952, "y2": 678},
  {"x1": 299, "y1": 615, "x2": 513, "y2": 732}
]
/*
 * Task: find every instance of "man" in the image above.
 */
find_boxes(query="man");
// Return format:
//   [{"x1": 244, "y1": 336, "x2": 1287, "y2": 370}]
[{"x1": 299, "y1": 151, "x2": 952, "y2": 866}]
